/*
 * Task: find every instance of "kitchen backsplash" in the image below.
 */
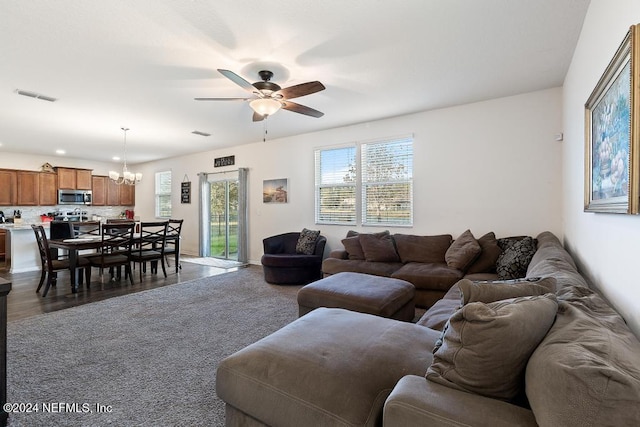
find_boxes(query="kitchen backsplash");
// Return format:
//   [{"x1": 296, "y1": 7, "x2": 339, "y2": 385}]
[{"x1": 0, "y1": 205, "x2": 135, "y2": 223}]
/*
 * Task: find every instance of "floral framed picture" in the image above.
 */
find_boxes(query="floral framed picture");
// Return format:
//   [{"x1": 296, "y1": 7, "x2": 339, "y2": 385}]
[{"x1": 585, "y1": 24, "x2": 640, "y2": 214}]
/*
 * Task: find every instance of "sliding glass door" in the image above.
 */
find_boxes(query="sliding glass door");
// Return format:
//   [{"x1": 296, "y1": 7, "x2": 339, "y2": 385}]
[{"x1": 209, "y1": 179, "x2": 239, "y2": 260}]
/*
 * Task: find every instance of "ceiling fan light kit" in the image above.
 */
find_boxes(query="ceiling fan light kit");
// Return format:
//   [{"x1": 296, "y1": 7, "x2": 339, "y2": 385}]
[
  {"x1": 195, "y1": 68, "x2": 325, "y2": 122},
  {"x1": 249, "y1": 98, "x2": 282, "y2": 116},
  {"x1": 109, "y1": 127, "x2": 142, "y2": 186}
]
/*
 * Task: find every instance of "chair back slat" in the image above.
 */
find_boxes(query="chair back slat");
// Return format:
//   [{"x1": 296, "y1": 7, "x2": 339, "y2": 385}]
[
  {"x1": 100, "y1": 223, "x2": 135, "y2": 256},
  {"x1": 136, "y1": 221, "x2": 168, "y2": 256},
  {"x1": 72, "y1": 221, "x2": 101, "y2": 237}
]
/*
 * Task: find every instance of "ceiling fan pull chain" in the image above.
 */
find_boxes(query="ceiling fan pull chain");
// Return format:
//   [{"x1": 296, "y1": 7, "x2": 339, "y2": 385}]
[{"x1": 263, "y1": 117, "x2": 267, "y2": 142}]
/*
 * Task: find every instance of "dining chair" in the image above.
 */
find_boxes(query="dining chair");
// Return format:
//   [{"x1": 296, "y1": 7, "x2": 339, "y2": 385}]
[
  {"x1": 130, "y1": 221, "x2": 169, "y2": 281},
  {"x1": 72, "y1": 220, "x2": 101, "y2": 238},
  {"x1": 31, "y1": 225, "x2": 91, "y2": 297},
  {"x1": 164, "y1": 219, "x2": 183, "y2": 273},
  {"x1": 88, "y1": 222, "x2": 135, "y2": 285}
]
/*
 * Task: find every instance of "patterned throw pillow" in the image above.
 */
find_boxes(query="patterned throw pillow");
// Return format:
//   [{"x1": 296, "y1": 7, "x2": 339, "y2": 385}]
[
  {"x1": 296, "y1": 228, "x2": 320, "y2": 255},
  {"x1": 496, "y1": 236, "x2": 537, "y2": 279}
]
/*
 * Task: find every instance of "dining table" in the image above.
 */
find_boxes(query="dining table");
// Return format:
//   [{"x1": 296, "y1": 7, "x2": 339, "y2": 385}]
[
  {"x1": 48, "y1": 232, "x2": 181, "y2": 293},
  {"x1": 48, "y1": 237, "x2": 103, "y2": 293}
]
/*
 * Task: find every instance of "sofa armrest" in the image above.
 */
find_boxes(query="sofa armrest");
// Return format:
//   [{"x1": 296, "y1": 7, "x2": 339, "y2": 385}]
[
  {"x1": 384, "y1": 376, "x2": 537, "y2": 427},
  {"x1": 329, "y1": 249, "x2": 348, "y2": 259}
]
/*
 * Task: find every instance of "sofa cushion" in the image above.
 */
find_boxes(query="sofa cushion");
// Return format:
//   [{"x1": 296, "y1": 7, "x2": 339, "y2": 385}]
[
  {"x1": 341, "y1": 230, "x2": 390, "y2": 260},
  {"x1": 341, "y1": 235, "x2": 365, "y2": 260},
  {"x1": 526, "y1": 286, "x2": 640, "y2": 427},
  {"x1": 394, "y1": 234, "x2": 453, "y2": 264},
  {"x1": 457, "y1": 277, "x2": 556, "y2": 305},
  {"x1": 322, "y1": 258, "x2": 403, "y2": 278},
  {"x1": 426, "y1": 294, "x2": 558, "y2": 401},
  {"x1": 295, "y1": 228, "x2": 320, "y2": 255},
  {"x1": 466, "y1": 232, "x2": 502, "y2": 274},
  {"x1": 496, "y1": 236, "x2": 536, "y2": 280},
  {"x1": 391, "y1": 263, "x2": 463, "y2": 291},
  {"x1": 217, "y1": 308, "x2": 440, "y2": 427},
  {"x1": 445, "y1": 229, "x2": 481, "y2": 271},
  {"x1": 359, "y1": 233, "x2": 400, "y2": 262}
]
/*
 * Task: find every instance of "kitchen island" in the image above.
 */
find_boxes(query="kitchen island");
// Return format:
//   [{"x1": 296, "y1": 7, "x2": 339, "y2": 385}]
[{"x1": 0, "y1": 223, "x2": 51, "y2": 274}]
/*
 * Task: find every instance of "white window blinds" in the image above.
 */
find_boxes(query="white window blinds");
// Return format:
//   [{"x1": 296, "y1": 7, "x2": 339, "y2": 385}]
[{"x1": 314, "y1": 146, "x2": 357, "y2": 224}]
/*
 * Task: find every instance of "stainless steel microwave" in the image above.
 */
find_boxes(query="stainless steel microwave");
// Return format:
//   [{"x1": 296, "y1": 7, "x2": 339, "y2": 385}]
[{"x1": 58, "y1": 189, "x2": 92, "y2": 205}]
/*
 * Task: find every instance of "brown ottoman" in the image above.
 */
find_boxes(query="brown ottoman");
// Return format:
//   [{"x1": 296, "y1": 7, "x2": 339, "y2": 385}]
[{"x1": 297, "y1": 272, "x2": 415, "y2": 321}]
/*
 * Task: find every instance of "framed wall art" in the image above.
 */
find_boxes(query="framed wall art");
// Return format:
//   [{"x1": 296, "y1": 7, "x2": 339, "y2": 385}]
[
  {"x1": 263, "y1": 178, "x2": 288, "y2": 203},
  {"x1": 585, "y1": 24, "x2": 640, "y2": 214}
]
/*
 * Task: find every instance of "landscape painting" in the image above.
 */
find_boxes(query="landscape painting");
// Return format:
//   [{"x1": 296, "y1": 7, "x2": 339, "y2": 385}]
[{"x1": 263, "y1": 178, "x2": 288, "y2": 203}]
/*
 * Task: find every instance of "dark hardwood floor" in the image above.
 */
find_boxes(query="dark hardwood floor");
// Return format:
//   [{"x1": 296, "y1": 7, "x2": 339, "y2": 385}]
[{"x1": 0, "y1": 257, "x2": 239, "y2": 322}]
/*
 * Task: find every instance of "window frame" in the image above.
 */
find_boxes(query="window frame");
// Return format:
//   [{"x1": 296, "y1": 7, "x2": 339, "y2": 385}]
[
  {"x1": 155, "y1": 170, "x2": 172, "y2": 219},
  {"x1": 314, "y1": 135, "x2": 414, "y2": 227}
]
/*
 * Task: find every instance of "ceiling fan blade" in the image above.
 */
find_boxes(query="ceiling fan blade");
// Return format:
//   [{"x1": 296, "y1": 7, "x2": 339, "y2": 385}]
[
  {"x1": 276, "y1": 81, "x2": 325, "y2": 100},
  {"x1": 252, "y1": 112, "x2": 265, "y2": 122},
  {"x1": 282, "y1": 101, "x2": 324, "y2": 118},
  {"x1": 217, "y1": 69, "x2": 256, "y2": 92},
  {"x1": 194, "y1": 97, "x2": 251, "y2": 101}
]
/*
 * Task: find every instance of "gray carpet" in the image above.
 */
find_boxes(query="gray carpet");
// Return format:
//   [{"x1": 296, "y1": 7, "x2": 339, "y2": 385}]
[{"x1": 6, "y1": 265, "x2": 301, "y2": 427}]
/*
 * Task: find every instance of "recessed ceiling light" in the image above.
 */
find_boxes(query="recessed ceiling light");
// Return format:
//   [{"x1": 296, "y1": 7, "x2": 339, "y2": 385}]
[
  {"x1": 56, "y1": 149, "x2": 66, "y2": 155},
  {"x1": 112, "y1": 156, "x2": 120, "y2": 161}
]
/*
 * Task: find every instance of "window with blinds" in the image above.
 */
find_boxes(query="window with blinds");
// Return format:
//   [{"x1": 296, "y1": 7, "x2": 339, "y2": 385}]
[
  {"x1": 155, "y1": 170, "x2": 172, "y2": 218},
  {"x1": 361, "y1": 137, "x2": 413, "y2": 226},
  {"x1": 314, "y1": 135, "x2": 413, "y2": 226},
  {"x1": 315, "y1": 146, "x2": 357, "y2": 224}
]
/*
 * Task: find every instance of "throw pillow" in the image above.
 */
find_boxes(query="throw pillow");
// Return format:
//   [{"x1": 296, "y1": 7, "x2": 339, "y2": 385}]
[
  {"x1": 341, "y1": 230, "x2": 390, "y2": 260},
  {"x1": 295, "y1": 228, "x2": 320, "y2": 255},
  {"x1": 341, "y1": 236, "x2": 365, "y2": 260},
  {"x1": 445, "y1": 230, "x2": 481, "y2": 271},
  {"x1": 394, "y1": 234, "x2": 453, "y2": 263},
  {"x1": 466, "y1": 232, "x2": 502, "y2": 274},
  {"x1": 457, "y1": 277, "x2": 556, "y2": 305},
  {"x1": 359, "y1": 233, "x2": 400, "y2": 262},
  {"x1": 426, "y1": 294, "x2": 558, "y2": 401},
  {"x1": 495, "y1": 236, "x2": 536, "y2": 279}
]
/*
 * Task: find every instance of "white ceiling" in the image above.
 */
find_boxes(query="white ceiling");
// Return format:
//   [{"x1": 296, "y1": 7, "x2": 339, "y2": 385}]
[{"x1": 0, "y1": 0, "x2": 590, "y2": 165}]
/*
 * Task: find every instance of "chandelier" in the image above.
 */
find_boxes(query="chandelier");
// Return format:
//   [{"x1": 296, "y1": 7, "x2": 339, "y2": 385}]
[{"x1": 109, "y1": 127, "x2": 142, "y2": 185}]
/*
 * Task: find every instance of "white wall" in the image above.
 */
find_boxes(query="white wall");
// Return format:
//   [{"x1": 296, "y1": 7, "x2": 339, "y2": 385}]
[
  {"x1": 563, "y1": 0, "x2": 640, "y2": 336},
  {"x1": 133, "y1": 88, "x2": 563, "y2": 264},
  {"x1": 0, "y1": 152, "x2": 115, "y2": 176}
]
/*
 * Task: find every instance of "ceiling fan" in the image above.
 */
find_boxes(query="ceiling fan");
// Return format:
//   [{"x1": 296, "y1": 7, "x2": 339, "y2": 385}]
[{"x1": 195, "y1": 69, "x2": 325, "y2": 122}]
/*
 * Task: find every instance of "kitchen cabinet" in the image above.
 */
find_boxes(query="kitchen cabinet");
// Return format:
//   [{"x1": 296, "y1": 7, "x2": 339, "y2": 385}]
[
  {"x1": 106, "y1": 178, "x2": 120, "y2": 206},
  {"x1": 120, "y1": 184, "x2": 135, "y2": 206},
  {"x1": 16, "y1": 171, "x2": 39, "y2": 206},
  {"x1": 39, "y1": 172, "x2": 58, "y2": 206},
  {"x1": 0, "y1": 171, "x2": 16, "y2": 206},
  {"x1": 57, "y1": 168, "x2": 93, "y2": 190},
  {"x1": 91, "y1": 175, "x2": 107, "y2": 206}
]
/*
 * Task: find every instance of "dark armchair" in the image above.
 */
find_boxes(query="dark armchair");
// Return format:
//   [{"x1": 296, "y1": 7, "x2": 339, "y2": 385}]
[{"x1": 261, "y1": 232, "x2": 327, "y2": 285}]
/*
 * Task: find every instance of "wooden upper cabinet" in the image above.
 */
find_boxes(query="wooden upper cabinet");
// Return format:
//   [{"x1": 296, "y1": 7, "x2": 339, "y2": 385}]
[
  {"x1": 39, "y1": 172, "x2": 58, "y2": 206},
  {"x1": 91, "y1": 175, "x2": 107, "y2": 206},
  {"x1": 0, "y1": 170, "x2": 17, "y2": 206},
  {"x1": 57, "y1": 167, "x2": 93, "y2": 190},
  {"x1": 76, "y1": 169, "x2": 92, "y2": 190},
  {"x1": 106, "y1": 178, "x2": 120, "y2": 206},
  {"x1": 120, "y1": 184, "x2": 135, "y2": 206},
  {"x1": 16, "y1": 171, "x2": 39, "y2": 206}
]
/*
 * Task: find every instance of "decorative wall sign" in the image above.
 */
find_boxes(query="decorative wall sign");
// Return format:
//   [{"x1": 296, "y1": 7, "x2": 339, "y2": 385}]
[
  {"x1": 585, "y1": 24, "x2": 640, "y2": 214},
  {"x1": 181, "y1": 181, "x2": 191, "y2": 204},
  {"x1": 263, "y1": 178, "x2": 288, "y2": 203},
  {"x1": 214, "y1": 155, "x2": 235, "y2": 168}
]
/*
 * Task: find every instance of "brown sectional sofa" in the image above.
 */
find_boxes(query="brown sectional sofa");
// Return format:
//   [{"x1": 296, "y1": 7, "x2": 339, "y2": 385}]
[
  {"x1": 217, "y1": 231, "x2": 640, "y2": 426},
  {"x1": 322, "y1": 230, "x2": 506, "y2": 308}
]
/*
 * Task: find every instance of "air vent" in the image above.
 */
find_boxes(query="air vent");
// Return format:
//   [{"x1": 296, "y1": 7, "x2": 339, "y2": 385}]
[
  {"x1": 15, "y1": 89, "x2": 58, "y2": 102},
  {"x1": 192, "y1": 130, "x2": 211, "y2": 137}
]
